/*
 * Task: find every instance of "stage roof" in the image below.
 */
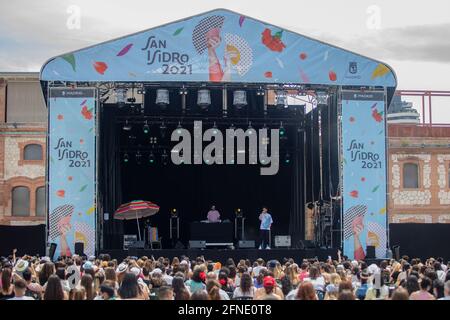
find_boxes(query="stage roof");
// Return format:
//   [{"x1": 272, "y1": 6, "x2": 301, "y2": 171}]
[{"x1": 40, "y1": 8, "x2": 396, "y2": 88}]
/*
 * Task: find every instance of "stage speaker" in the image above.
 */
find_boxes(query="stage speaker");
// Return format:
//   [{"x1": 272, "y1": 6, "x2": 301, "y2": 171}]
[
  {"x1": 129, "y1": 241, "x2": 145, "y2": 249},
  {"x1": 366, "y1": 246, "x2": 376, "y2": 259},
  {"x1": 392, "y1": 245, "x2": 400, "y2": 261},
  {"x1": 237, "y1": 240, "x2": 255, "y2": 249},
  {"x1": 174, "y1": 241, "x2": 185, "y2": 249},
  {"x1": 189, "y1": 240, "x2": 206, "y2": 249},
  {"x1": 74, "y1": 242, "x2": 84, "y2": 256},
  {"x1": 48, "y1": 243, "x2": 57, "y2": 261},
  {"x1": 298, "y1": 240, "x2": 316, "y2": 249},
  {"x1": 274, "y1": 235, "x2": 291, "y2": 248}
]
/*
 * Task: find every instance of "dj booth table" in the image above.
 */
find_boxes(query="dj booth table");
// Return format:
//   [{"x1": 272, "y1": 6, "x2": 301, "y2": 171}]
[{"x1": 190, "y1": 221, "x2": 234, "y2": 244}]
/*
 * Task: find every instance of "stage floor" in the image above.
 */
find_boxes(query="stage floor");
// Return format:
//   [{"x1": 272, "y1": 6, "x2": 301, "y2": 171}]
[{"x1": 100, "y1": 248, "x2": 337, "y2": 263}]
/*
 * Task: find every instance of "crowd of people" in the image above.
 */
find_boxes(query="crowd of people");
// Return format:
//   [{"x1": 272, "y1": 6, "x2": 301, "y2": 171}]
[{"x1": 1, "y1": 248, "x2": 449, "y2": 300}]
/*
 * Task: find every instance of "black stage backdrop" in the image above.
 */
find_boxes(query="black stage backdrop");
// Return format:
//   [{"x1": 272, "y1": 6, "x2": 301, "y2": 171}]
[
  {"x1": 99, "y1": 89, "x2": 306, "y2": 249},
  {"x1": 0, "y1": 225, "x2": 46, "y2": 257},
  {"x1": 389, "y1": 223, "x2": 450, "y2": 261}
]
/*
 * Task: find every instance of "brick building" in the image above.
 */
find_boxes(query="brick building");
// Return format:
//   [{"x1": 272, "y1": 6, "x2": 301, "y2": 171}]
[
  {"x1": 388, "y1": 124, "x2": 450, "y2": 224},
  {"x1": 0, "y1": 72, "x2": 46, "y2": 226}
]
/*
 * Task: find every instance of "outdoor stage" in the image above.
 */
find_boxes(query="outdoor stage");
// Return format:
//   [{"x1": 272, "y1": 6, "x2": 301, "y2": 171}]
[
  {"x1": 100, "y1": 248, "x2": 337, "y2": 263},
  {"x1": 40, "y1": 8, "x2": 397, "y2": 261}
]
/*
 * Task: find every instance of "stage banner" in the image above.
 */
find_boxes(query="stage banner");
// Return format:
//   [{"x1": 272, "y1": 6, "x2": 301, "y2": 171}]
[
  {"x1": 41, "y1": 9, "x2": 396, "y2": 88},
  {"x1": 48, "y1": 88, "x2": 97, "y2": 257},
  {"x1": 341, "y1": 91, "x2": 387, "y2": 260}
]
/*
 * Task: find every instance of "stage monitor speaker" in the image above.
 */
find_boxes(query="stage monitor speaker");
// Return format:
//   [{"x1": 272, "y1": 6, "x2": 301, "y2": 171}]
[
  {"x1": 274, "y1": 235, "x2": 291, "y2": 248},
  {"x1": 238, "y1": 240, "x2": 255, "y2": 248},
  {"x1": 298, "y1": 240, "x2": 316, "y2": 249},
  {"x1": 189, "y1": 240, "x2": 206, "y2": 249},
  {"x1": 48, "y1": 243, "x2": 57, "y2": 261},
  {"x1": 174, "y1": 241, "x2": 185, "y2": 249},
  {"x1": 74, "y1": 242, "x2": 84, "y2": 256},
  {"x1": 129, "y1": 241, "x2": 145, "y2": 249},
  {"x1": 366, "y1": 246, "x2": 376, "y2": 259}
]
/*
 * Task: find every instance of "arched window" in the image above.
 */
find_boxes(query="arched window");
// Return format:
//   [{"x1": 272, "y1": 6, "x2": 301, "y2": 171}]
[
  {"x1": 403, "y1": 163, "x2": 419, "y2": 189},
  {"x1": 12, "y1": 186, "x2": 30, "y2": 216},
  {"x1": 24, "y1": 144, "x2": 43, "y2": 160},
  {"x1": 36, "y1": 187, "x2": 46, "y2": 217}
]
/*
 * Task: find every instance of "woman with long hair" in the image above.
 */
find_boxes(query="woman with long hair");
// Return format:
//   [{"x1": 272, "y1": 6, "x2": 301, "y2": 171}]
[
  {"x1": 297, "y1": 282, "x2": 318, "y2": 300},
  {"x1": 324, "y1": 273, "x2": 341, "y2": 300},
  {"x1": 284, "y1": 265, "x2": 300, "y2": 288},
  {"x1": 172, "y1": 276, "x2": 190, "y2": 300},
  {"x1": 233, "y1": 273, "x2": 256, "y2": 299},
  {"x1": 44, "y1": 275, "x2": 67, "y2": 300},
  {"x1": 206, "y1": 280, "x2": 221, "y2": 300},
  {"x1": 0, "y1": 267, "x2": 14, "y2": 300},
  {"x1": 118, "y1": 272, "x2": 144, "y2": 300},
  {"x1": 39, "y1": 262, "x2": 55, "y2": 286},
  {"x1": 80, "y1": 274, "x2": 95, "y2": 300}
]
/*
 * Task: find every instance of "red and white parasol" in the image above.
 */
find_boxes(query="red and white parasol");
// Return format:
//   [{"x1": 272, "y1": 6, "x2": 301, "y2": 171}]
[{"x1": 114, "y1": 200, "x2": 160, "y2": 241}]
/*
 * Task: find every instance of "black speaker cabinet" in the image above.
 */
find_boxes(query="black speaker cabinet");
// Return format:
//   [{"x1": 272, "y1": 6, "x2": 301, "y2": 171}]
[
  {"x1": 366, "y1": 246, "x2": 376, "y2": 259},
  {"x1": 189, "y1": 240, "x2": 206, "y2": 249},
  {"x1": 74, "y1": 242, "x2": 84, "y2": 256},
  {"x1": 48, "y1": 243, "x2": 57, "y2": 261},
  {"x1": 238, "y1": 240, "x2": 255, "y2": 248}
]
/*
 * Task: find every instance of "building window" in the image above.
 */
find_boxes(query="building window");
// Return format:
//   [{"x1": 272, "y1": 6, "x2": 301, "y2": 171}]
[
  {"x1": 24, "y1": 144, "x2": 43, "y2": 160},
  {"x1": 403, "y1": 163, "x2": 419, "y2": 189},
  {"x1": 12, "y1": 186, "x2": 30, "y2": 216},
  {"x1": 36, "y1": 187, "x2": 46, "y2": 217}
]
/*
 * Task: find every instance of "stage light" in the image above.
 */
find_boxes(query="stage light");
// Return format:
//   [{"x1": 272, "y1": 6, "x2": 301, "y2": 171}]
[
  {"x1": 316, "y1": 91, "x2": 329, "y2": 105},
  {"x1": 160, "y1": 122, "x2": 167, "y2": 138},
  {"x1": 197, "y1": 89, "x2": 211, "y2": 109},
  {"x1": 123, "y1": 120, "x2": 132, "y2": 131},
  {"x1": 143, "y1": 121, "x2": 150, "y2": 134},
  {"x1": 233, "y1": 90, "x2": 247, "y2": 109},
  {"x1": 161, "y1": 149, "x2": 169, "y2": 166},
  {"x1": 135, "y1": 151, "x2": 142, "y2": 165},
  {"x1": 235, "y1": 208, "x2": 243, "y2": 217},
  {"x1": 275, "y1": 90, "x2": 288, "y2": 108},
  {"x1": 179, "y1": 86, "x2": 188, "y2": 95},
  {"x1": 247, "y1": 121, "x2": 254, "y2": 134},
  {"x1": 155, "y1": 89, "x2": 170, "y2": 106},
  {"x1": 176, "y1": 122, "x2": 183, "y2": 134},
  {"x1": 284, "y1": 152, "x2": 291, "y2": 164},
  {"x1": 148, "y1": 151, "x2": 155, "y2": 164},
  {"x1": 212, "y1": 122, "x2": 218, "y2": 135},
  {"x1": 171, "y1": 208, "x2": 178, "y2": 218},
  {"x1": 123, "y1": 153, "x2": 130, "y2": 163},
  {"x1": 115, "y1": 88, "x2": 128, "y2": 107}
]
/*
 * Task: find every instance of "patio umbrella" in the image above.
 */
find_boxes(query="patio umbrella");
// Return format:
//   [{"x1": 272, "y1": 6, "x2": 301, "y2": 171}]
[{"x1": 114, "y1": 200, "x2": 160, "y2": 241}]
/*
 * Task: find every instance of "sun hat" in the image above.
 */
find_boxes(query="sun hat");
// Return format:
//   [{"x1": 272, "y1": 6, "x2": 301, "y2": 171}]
[
  {"x1": 151, "y1": 268, "x2": 162, "y2": 275},
  {"x1": 83, "y1": 261, "x2": 94, "y2": 270},
  {"x1": 116, "y1": 262, "x2": 128, "y2": 274},
  {"x1": 14, "y1": 259, "x2": 29, "y2": 273},
  {"x1": 130, "y1": 267, "x2": 141, "y2": 277}
]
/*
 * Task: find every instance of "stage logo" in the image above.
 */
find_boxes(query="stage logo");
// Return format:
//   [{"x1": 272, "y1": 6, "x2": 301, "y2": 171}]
[{"x1": 170, "y1": 121, "x2": 280, "y2": 175}]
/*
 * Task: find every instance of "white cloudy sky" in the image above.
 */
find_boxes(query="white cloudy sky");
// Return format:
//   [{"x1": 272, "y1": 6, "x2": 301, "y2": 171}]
[{"x1": 1, "y1": 0, "x2": 450, "y2": 120}]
